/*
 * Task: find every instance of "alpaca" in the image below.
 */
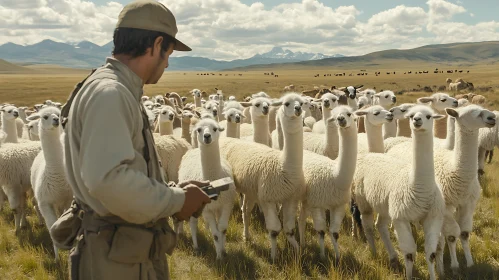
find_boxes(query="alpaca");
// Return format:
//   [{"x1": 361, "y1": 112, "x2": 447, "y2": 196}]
[
  {"x1": 28, "y1": 107, "x2": 72, "y2": 261},
  {"x1": 355, "y1": 105, "x2": 394, "y2": 156},
  {"x1": 219, "y1": 101, "x2": 245, "y2": 138},
  {"x1": 478, "y1": 111, "x2": 499, "y2": 174},
  {"x1": 298, "y1": 106, "x2": 358, "y2": 259},
  {"x1": 312, "y1": 93, "x2": 339, "y2": 134},
  {"x1": 385, "y1": 105, "x2": 497, "y2": 271},
  {"x1": 218, "y1": 93, "x2": 306, "y2": 260},
  {"x1": 389, "y1": 103, "x2": 416, "y2": 137},
  {"x1": 173, "y1": 110, "x2": 195, "y2": 142},
  {"x1": 177, "y1": 119, "x2": 237, "y2": 259},
  {"x1": 191, "y1": 89, "x2": 202, "y2": 108},
  {"x1": 418, "y1": 93, "x2": 458, "y2": 139},
  {"x1": 239, "y1": 97, "x2": 272, "y2": 146},
  {"x1": 373, "y1": 90, "x2": 397, "y2": 139},
  {"x1": 153, "y1": 105, "x2": 177, "y2": 136},
  {"x1": 1, "y1": 105, "x2": 23, "y2": 143},
  {"x1": 354, "y1": 105, "x2": 446, "y2": 280}
]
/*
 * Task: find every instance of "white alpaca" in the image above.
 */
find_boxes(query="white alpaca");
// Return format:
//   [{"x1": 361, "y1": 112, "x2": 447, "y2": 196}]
[
  {"x1": 28, "y1": 107, "x2": 72, "y2": 261},
  {"x1": 1, "y1": 105, "x2": 28, "y2": 143},
  {"x1": 478, "y1": 111, "x2": 499, "y2": 174},
  {"x1": 173, "y1": 110, "x2": 195, "y2": 142},
  {"x1": 298, "y1": 106, "x2": 358, "y2": 259},
  {"x1": 373, "y1": 90, "x2": 397, "y2": 139},
  {"x1": 202, "y1": 100, "x2": 220, "y2": 122},
  {"x1": 358, "y1": 89, "x2": 376, "y2": 105},
  {"x1": 389, "y1": 103, "x2": 416, "y2": 137},
  {"x1": 177, "y1": 119, "x2": 237, "y2": 259},
  {"x1": 355, "y1": 105, "x2": 394, "y2": 156},
  {"x1": 239, "y1": 97, "x2": 272, "y2": 146},
  {"x1": 191, "y1": 89, "x2": 203, "y2": 108},
  {"x1": 417, "y1": 93, "x2": 458, "y2": 139},
  {"x1": 385, "y1": 105, "x2": 497, "y2": 272},
  {"x1": 218, "y1": 93, "x2": 306, "y2": 260},
  {"x1": 311, "y1": 93, "x2": 339, "y2": 134},
  {"x1": 153, "y1": 105, "x2": 177, "y2": 136},
  {"x1": 302, "y1": 104, "x2": 341, "y2": 159},
  {"x1": 354, "y1": 105, "x2": 446, "y2": 280},
  {"x1": 301, "y1": 96, "x2": 317, "y2": 129},
  {"x1": 219, "y1": 101, "x2": 245, "y2": 138}
]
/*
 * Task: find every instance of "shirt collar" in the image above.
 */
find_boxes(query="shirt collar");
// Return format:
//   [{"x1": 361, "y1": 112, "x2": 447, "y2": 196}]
[{"x1": 104, "y1": 57, "x2": 144, "y2": 100}]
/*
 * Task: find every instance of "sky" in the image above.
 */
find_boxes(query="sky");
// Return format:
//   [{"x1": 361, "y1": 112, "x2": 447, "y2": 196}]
[{"x1": 1, "y1": 0, "x2": 498, "y2": 61}]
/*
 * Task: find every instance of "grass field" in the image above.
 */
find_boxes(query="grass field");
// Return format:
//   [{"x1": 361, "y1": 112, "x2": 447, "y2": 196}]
[{"x1": 0, "y1": 64, "x2": 499, "y2": 279}]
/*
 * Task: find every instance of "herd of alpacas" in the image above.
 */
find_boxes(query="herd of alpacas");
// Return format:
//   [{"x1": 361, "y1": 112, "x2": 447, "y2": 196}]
[{"x1": 0, "y1": 85, "x2": 498, "y2": 280}]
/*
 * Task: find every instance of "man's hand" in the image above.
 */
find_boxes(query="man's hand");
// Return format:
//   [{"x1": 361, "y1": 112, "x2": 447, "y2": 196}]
[{"x1": 173, "y1": 183, "x2": 211, "y2": 221}]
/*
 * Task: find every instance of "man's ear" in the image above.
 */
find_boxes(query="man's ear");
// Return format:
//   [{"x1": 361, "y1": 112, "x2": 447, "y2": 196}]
[{"x1": 151, "y1": 36, "x2": 164, "y2": 56}]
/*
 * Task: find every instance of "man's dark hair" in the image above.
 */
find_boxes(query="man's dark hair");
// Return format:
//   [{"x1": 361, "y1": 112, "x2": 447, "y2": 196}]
[{"x1": 112, "y1": 27, "x2": 176, "y2": 58}]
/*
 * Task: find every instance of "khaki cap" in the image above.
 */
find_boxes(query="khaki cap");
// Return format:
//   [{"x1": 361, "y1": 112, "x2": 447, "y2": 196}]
[{"x1": 116, "y1": 0, "x2": 191, "y2": 51}]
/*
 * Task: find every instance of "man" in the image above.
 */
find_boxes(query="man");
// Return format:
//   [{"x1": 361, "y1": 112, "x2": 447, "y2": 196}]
[{"x1": 60, "y1": 1, "x2": 211, "y2": 279}]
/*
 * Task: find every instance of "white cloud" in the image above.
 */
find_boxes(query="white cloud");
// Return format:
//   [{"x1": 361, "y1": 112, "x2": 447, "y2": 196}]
[{"x1": 0, "y1": 0, "x2": 498, "y2": 60}]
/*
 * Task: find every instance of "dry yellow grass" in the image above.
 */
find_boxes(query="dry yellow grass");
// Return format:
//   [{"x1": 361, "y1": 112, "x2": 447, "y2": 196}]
[{"x1": 0, "y1": 64, "x2": 498, "y2": 280}]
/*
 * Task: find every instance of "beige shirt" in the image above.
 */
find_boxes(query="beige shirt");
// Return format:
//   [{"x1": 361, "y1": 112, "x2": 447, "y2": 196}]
[{"x1": 63, "y1": 57, "x2": 185, "y2": 225}]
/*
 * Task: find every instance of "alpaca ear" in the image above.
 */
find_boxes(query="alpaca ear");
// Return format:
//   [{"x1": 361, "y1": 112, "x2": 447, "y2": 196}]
[
  {"x1": 433, "y1": 114, "x2": 445, "y2": 120},
  {"x1": 152, "y1": 109, "x2": 160, "y2": 115},
  {"x1": 355, "y1": 110, "x2": 368, "y2": 116},
  {"x1": 374, "y1": 93, "x2": 381, "y2": 97},
  {"x1": 218, "y1": 126, "x2": 225, "y2": 132},
  {"x1": 240, "y1": 102, "x2": 252, "y2": 107},
  {"x1": 417, "y1": 97, "x2": 433, "y2": 104},
  {"x1": 26, "y1": 113, "x2": 40, "y2": 121},
  {"x1": 271, "y1": 101, "x2": 283, "y2": 107},
  {"x1": 327, "y1": 116, "x2": 336, "y2": 122},
  {"x1": 446, "y1": 108, "x2": 459, "y2": 118}
]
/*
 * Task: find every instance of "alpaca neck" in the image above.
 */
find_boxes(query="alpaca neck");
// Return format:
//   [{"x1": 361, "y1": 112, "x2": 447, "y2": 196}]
[
  {"x1": 303, "y1": 109, "x2": 312, "y2": 118},
  {"x1": 347, "y1": 98, "x2": 358, "y2": 110},
  {"x1": 41, "y1": 129, "x2": 64, "y2": 170},
  {"x1": 324, "y1": 121, "x2": 339, "y2": 159},
  {"x1": 225, "y1": 121, "x2": 239, "y2": 138},
  {"x1": 365, "y1": 121, "x2": 384, "y2": 153},
  {"x1": 159, "y1": 121, "x2": 173, "y2": 136},
  {"x1": 397, "y1": 118, "x2": 411, "y2": 137},
  {"x1": 1, "y1": 115, "x2": 18, "y2": 143},
  {"x1": 181, "y1": 120, "x2": 191, "y2": 140},
  {"x1": 200, "y1": 140, "x2": 223, "y2": 179},
  {"x1": 412, "y1": 130, "x2": 435, "y2": 183},
  {"x1": 281, "y1": 116, "x2": 303, "y2": 173},
  {"x1": 443, "y1": 117, "x2": 455, "y2": 150},
  {"x1": 322, "y1": 107, "x2": 332, "y2": 124},
  {"x1": 194, "y1": 96, "x2": 201, "y2": 108},
  {"x1": 334, "y1": 124, "x2": 358, "y2": 188},
  {"x1": 19, "y1": 111, "x2": 28, "y2": 124},
  {"x1": 453, "y1": 123, "x2": 479, "y2": 174},
  {"x1": 252, "y1": 116, "x2": 270, "y2": 146}
]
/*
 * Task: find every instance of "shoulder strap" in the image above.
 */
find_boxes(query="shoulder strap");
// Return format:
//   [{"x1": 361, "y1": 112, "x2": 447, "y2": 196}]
[{"x1": 60, "y1": 68, "x2": 98, "y2": 129}]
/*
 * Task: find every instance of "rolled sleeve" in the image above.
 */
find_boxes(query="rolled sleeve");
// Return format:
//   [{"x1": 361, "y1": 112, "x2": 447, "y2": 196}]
[{"x1": 79, "y1": 85, "x2": 185, "y2": 224}]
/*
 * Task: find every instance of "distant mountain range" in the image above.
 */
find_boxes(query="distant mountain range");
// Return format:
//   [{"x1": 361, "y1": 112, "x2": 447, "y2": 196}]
[{"x1": 0, "y1": 40, "x2": 344, "y2": 71}]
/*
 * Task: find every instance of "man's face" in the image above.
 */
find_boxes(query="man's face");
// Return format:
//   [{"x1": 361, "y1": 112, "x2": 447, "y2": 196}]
[{"x1": 146, "y1": 40, "x2": 174, "y2": 84}]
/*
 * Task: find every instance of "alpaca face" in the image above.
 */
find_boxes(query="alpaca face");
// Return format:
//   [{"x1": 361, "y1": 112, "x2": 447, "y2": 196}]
[
  {"x1": 357, "y1": 96, "x2": 370, "y2": 109},
  {"x1": 154, "y1": 95, "x2": 165, "y2": 105},
  {"x1": 356, "y1": 105, "x2": 393, "y2": 126},
  {"x1": 330, "y1": 106, "x2": 355, "y2": 128},
  {"x1": 0, "y1": 105, "x2": 19, "y2": 121},
  {"x1": 250, "y1": 97, "x2": 271, "y2": 117},
  {"x1": 180, "y1": 110, "x2": 195, "y2": 124},
  {"x1": 346, "y1": 86, "x2": 357, "y2": 100},
  {"x1": 420, "y1": 93, "x2": 458, "y2": 112},
  {"x1": 203, "y1": 100, "x2": 219, "y2": 117},
  {"x1": 359, "y1": 89, "x2": 375, "y2": 103},
  {"x1": 321, "y1": 93, "x2": 339, "y2": 110},
  {"x1": 280, "y1": 94, "x2": 304, "y2": 119},
  {"x1": 405, "y1": 106, "x2": 444, "y2": 132},
  {"x1": 224, "y1": 108, "x2": 244, "y2": 124},
  {"x1": 27, "y1": 120, "x2": 39, "y2": 137},
  {"x1": 195, "y1": 119, "x2": 224, "y2": 145},
  {"x1": 389, "y1": 103, "x2": 416, "y2": 120},
  {"x1": 26, "y1": 107, "x2": 61, "y2": 131},
  {"x1": 457, "y1": 99, "x2": 469, "y2": 107},
  {"x1": 141, "y1": 96, "x2": 150, "y2": 103},
  {"x1": 191, "y1": 89, "x2": 202, "y2": 98},
  {"x1": 157, "y1": 106, "x2": 177, "y2": 123},
  {"x1": 375, "y1": 91, "x2": 397, "y2": 107},
  {"x1": 447, "y1": 105, "x2": 496, "y2": 129}
]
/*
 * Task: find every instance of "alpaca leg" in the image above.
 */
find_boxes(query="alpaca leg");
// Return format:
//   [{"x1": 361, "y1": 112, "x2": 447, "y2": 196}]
[
  {"x1": 422, "y1": 215, "x2": 444, "y2": 280},
  {"x1": 393, "y1": 220, "x2": 417, "y2": 280},
  {"x1": 310, "y1": 208, "x2": 327, "y2": 259},
  {"x1": 488, "y1": 149, "x2": 494, "y2": 163},
  {"x1": 436, "y1": 234, "x2": 445, "y2": 277},
  {"x1": 0, "y1": 188, "x2": 6, "y2": 211},
  {"x1": 328, "y1": 205, "x2": 346, "y2": 261},
  {"x1": 350, "y1": 198, "x2": 363, "y2": 239},
  {"x1": 282, "y1": 199, "x2": 299, "y2": 253},
  {"x1": 189, "y1": 217, "x2": 199, "y2": 252},
  {"x1": 242, "y1": 196, "x2": 255, "y2": 242},
  {"x1": 32, "y1": 196, "x2": 44, "y2": 226},
  {"x1": 5, "y1": 186, "x2": 22, "y2": 233},
  {"x1": 260, "y1": 201, "x2": 282, "y2": 261},
  {"x1": 442, "y1": 209, "x2": 461, "y2": 272},
  {"x1": 376, "y1": 215, "x2": 397, "y2": 265},
  {"x1": 298, "y1": 203, "x2": 308, "y2": 246},
  {"x1": 456, "y1": 202, "x2": 477, "y2": 267},
  {"x1": 217, "y1": 203, "x2": 233, "y2": 256},
  {"x1": 202, "y1": 210, "x2": 223, "y2": 259},
  {"x1": 38, "y1": 203, "x2": 60, "y2": 261},
  {"x1": 173, "y1": 220, "x2": 184, "y2": 235},
  {"x1": 360, "y1": 211, "x2": 376, "y2": 255},
  {"x1": 478, "y1": 147, "x2": 486, "y2": 174},
  {"x1": 19, "y1": 192, "x2": 28, "y2": 229}
]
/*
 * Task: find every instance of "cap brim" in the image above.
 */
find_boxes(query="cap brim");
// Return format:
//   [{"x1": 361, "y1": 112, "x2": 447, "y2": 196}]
[{"x1": 174, "y1": 38, "x2": 191, "y2": 51}]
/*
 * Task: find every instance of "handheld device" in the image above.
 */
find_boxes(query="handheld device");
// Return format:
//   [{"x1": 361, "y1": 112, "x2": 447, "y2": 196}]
[{"x1": 201, "y1": 177, "x2": 233, "y2": 200}]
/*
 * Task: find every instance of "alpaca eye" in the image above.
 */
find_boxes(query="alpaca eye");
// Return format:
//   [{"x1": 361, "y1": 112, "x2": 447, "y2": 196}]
[
  {"x1": 197, "y1": 128, "x2": 202, "y2": 133},
  {"x1": 347, "y1": 113, "x2": 352, "y2": 117},
  {"x1": 385, "y1": 96, "x2": 388, "y2": 98},
  {"x1": 284, "y1": 102, "x2": 290, "y2": 107},
  {"x1": 440, "y1": 99, "x2": 446, "y2": 102},
  {"x1": 373, "y1": 111, "x2": 380, "y2": 116},
  {"x1": 426, "y1": 115, "x2": 431, "y2": 120},
  {"x1": 8, "y1": 110, "x2": 12, "y2": 113},
  {"x1": 401, "y1": 110, "x2": 406, "y2": 113},
  {"x1": 255, "y1": 104, "x2": 260, "y2": 108},
  {"x1": 213, "y1": 128, "x2": 218, "y2": 132},
  {"x1": 410, "y1": 115, "x2": 414, "y2": 119},
  {"x1": 43, "y1": 115, "x2": 48, "y2": 120}
]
